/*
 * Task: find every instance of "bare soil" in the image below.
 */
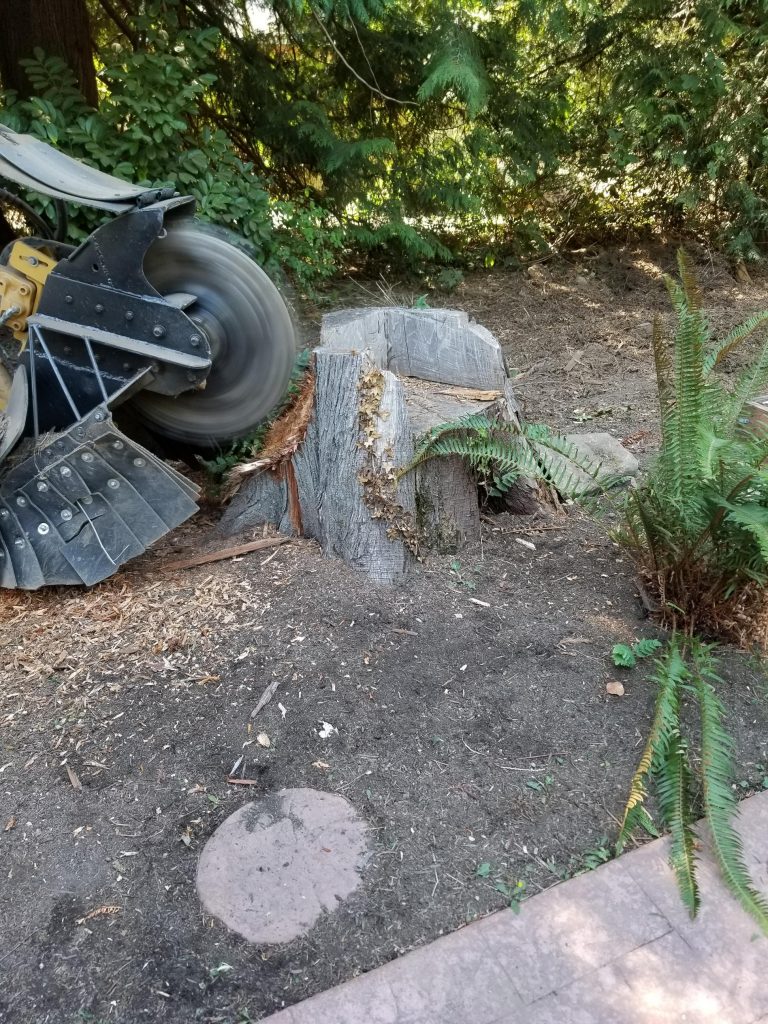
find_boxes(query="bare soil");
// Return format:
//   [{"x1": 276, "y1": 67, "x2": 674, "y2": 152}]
[{"x1": 2, "y1": 244, "x2": 768, "y2": 1024}]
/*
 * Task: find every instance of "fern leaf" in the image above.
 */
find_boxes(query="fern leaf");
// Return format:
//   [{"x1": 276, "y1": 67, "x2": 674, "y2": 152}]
[
  {"x1": 721, "y1": 339, "x2": 768, "y2": 435},
  {"x1": 655, "y1": 735, "x2": 700, "y2": 917},
  {"x1": 633, "y1": 638, "x2": 663, "y2": 658},
  {"x1": 692, "y1": 650, "x2": 768, "y2": 934},
  {"x1": 704, "y1": 311, "x2": 768, "y2": 375},
  {"x1": 617, "y1": 641, "x2": 686, "y2": 853},
  {"x1": 612, "y1": 643, "x2": 636, "y2": 668},
  {"x1": 677, "y1": 249, "x2": 703, "y2": 314}
]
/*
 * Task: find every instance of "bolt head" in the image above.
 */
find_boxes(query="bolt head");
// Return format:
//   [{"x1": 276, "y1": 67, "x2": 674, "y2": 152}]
[
  {"x1": 107, "y1": 478, "x2": 120, "y2": 489},
  {"x1": 94, "y1": 412, "x2": 104, "y2": 422},
  {"x1": 125, "y1": 311, "x2": 134, "y2": 321},
  {"x1": 36, "y1": 481, "x2": 48, "y2": 492},
  {"x1": 37, "y1": 523, "x2": 50, "y2": 536},
  {"x1": 60, "y1": 466, "x2": 72, "y2": 477},
  {"x1": 14, "y1": 537, "x2": 24, "y2": 548},
  {"x1": 81, "y1": 452, "x2": 94, "y2": 463},
  {"x1": 190, "y1": 335, "x2": 201, "y2": 347},
  {"x1": 152, "y1": 325, "x2": 166, "y2": 338},
  {"x1": 65, "y1": 295, "x2": 73, "y2": 304},
  {"x1": 16, "y1": 496, "x2": 26, "y2": 507},
  {"x1": 133, "y1": 457, "x2": 146, "y2": 468},
  {"x1": 112, "y1": 440, "x2": 124, "y2": 450},
  {"x1": 95, "y1": 303, "x2": 105, "y2": 314},
  {"x1": 0, "y1": 510, "x2": 8, "y2": 518},
  {"x1": 61, "y1": 509, "x2": 73, "y2": 521},
  {"x1": 82, "y1": 496, "x2": 93, "y2": 505}
]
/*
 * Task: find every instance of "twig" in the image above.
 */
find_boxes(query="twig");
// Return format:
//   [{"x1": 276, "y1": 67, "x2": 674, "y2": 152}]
[
  {"x1": 163, "y1": 536, "x2": 290, "y2": 571},
  {"x1": 0, "y1": 938, "x2": 26, "y2": 965}
]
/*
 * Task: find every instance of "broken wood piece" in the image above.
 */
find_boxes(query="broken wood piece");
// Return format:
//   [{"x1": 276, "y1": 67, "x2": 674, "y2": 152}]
[
  {"x1": 163, "y1": 536, "x2": 290, "y2": 571},
  {"x1": 251, "y1": 678, "x2": 281, "y2": 719}
]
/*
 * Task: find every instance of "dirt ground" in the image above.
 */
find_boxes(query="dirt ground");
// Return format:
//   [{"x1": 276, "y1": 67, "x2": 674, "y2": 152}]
[{"x1": 2, "y1": 244, "x2": 768, "y2": 1024}]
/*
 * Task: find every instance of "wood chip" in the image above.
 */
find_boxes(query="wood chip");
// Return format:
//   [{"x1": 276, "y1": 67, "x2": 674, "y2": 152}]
[
  {"x1": 433, "y1": 386, "x2": 502, "y2": 401},
  {"x1": 606, "y1": 680, "x2": 625, "y2": 696},
  {"x1": 163, "y1": 536, "x2": 290, "y2": 571},
  {"x1": 226, "y1": 778, "x2": 261, "y2": 786},
  {"x1": 66, "y1": 765, "x2": 82, "y2": 790},
  {"x1": 469, "y1": 598, "x2": 491, "y2": 608},
  {"x1": 4, "y1": 816, "x2": 16, "y2": 831},
  {"x1": 76, "y1": 904, "x2": 121, "y2": 925},
  {"x1": 251, "y1": 679, "x2": 281, "y2": 719}
]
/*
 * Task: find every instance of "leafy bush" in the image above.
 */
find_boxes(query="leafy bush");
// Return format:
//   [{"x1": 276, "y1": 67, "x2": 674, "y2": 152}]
[
  {"x1": 5, "y1": 0, "x2": 768, "y2": 278},
  {"x1": 0, "y1": 10, "x2": 343, "y2": 290},
  {"x1": 616, "y1": 251, "x2": 768, "y2": 641}
]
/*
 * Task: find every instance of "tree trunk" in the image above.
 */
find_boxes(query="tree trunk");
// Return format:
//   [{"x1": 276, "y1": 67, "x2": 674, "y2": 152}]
[
  {"x1": 0, "y1": 0, "x2": 98, "y2": 107},
  {"x1": 219, "y1": 308, "x2": 525, "y2": 582}
]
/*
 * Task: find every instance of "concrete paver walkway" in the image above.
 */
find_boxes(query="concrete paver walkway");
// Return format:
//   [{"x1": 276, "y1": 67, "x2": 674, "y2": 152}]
[{"x1": 262, "y1": 790, "x2": 768, "y2": 1023}]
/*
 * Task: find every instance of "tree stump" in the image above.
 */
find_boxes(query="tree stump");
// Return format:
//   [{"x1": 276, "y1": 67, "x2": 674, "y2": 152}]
[{"x1": 220, "y1": 307, "x2": 521, "y2": 583}]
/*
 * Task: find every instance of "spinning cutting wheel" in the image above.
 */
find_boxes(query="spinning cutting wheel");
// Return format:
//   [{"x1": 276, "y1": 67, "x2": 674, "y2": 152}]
[{"x1": 134, "y1": 223, "x2": 295, "y2": 446}]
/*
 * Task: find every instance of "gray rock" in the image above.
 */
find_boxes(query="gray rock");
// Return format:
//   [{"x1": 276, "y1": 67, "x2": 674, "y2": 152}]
[
  {"x1": 197, "y1": 788, "x2": 368, "y2": 944},
  {"x1": 539, "y1": 431, "x2": 638, "y2": 497}
]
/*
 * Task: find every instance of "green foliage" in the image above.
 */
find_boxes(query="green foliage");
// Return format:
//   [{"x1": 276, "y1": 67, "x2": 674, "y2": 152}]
[
  {"x1": 612, "y1": 638, "x2": 662, "y2": 668},
  {"x1": 616, "y1": 251, "x2": 768, "y2": 637},
  {"x1": 3, "y1": 0, "x2": 768, "y2": 278},
  {"x1": 403, "y1": 412, "x2": 604, "y2": 500},
  {"x1": 618, "y1": 637, "x2": 768, "y2": 932}
]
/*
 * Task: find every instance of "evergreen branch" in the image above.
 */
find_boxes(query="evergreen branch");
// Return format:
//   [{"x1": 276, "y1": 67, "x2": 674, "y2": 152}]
[{"x1": 310, "y1": 6, "x2": 418, "y2": 106}]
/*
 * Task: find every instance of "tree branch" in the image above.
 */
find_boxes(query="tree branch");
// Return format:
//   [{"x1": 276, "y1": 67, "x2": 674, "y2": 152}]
[
  {"x1": 96, "y1": 0, "x2": 139, "y2": 48},
  {"x1": 310, "y1": 6, "x2": 417, "y2": 107}
]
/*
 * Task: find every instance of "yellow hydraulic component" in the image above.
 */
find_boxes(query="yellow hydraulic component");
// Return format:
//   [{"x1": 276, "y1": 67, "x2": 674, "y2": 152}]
[
  {"x1": 0, "y1": 363, "x2": 11, "y2": 411},
  {"x1": 0, "y1": 240, "x2": 58, "y2": 343}
]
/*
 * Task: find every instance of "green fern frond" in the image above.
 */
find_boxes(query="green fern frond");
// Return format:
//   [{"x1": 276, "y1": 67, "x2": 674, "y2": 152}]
[
  {"x1": 655, "y1": 735, "x2": 700, "y2": 917},
  {"x1": 692, "y1": 647, "x2": 768, "y2": 934},
  {"x1": 721, "y1": 339, "x2": 768, "y2": 435},
  {"x1": 617, "y1": 641, "x2": 686, "y2": 852},
  {"x1": 676, "y1": 249, "x2": 703, "y2": 314},
  {"x1": 704, "y1": 312, "x2": 768, "y2": 375},
  {"x1": 404, "y1": 414, "x2": 606, "y2": 501}
]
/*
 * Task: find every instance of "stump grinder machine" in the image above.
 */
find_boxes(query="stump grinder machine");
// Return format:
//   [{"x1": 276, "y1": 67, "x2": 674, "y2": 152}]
[{"x1": 0, "y1": 125, "x2": 295, "y2": 589}]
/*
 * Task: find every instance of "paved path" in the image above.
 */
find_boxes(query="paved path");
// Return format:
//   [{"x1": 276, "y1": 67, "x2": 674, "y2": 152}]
[{"x1": 262, "y1": 790, "x2": 768, "y2": 1023}]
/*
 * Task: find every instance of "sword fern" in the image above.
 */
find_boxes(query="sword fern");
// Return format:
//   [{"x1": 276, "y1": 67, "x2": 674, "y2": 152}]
[
  {"x1": 619, "y1": 637, "x2": 768, "y2": 933},
  {"x1": 621, "y1": 250, "x2": 768, "y2": 638},
  {"x1": 404, "y1": 413, "x2": 608, "y2": 499}
]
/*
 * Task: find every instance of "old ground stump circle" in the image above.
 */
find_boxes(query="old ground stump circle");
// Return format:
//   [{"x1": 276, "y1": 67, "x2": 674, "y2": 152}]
[{"x1": 196, "y1": 787, "x2": 368, "y2": 944}]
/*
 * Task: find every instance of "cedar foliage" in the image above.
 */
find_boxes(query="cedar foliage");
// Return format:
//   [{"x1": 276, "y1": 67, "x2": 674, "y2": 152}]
[{"x1": 2, "y1": 0, "x2": 768, "y2": 283}]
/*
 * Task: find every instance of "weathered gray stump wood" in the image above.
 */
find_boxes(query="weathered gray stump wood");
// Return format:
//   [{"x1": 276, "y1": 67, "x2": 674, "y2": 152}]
[{"x1": 220, "y1": 308, "x2": 522, "y2": 582}]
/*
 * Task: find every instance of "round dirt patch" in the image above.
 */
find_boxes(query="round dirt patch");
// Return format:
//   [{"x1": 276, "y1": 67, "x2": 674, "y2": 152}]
[{"x1": 196, "y1": 787, "x2": 368, "y2": 944}]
